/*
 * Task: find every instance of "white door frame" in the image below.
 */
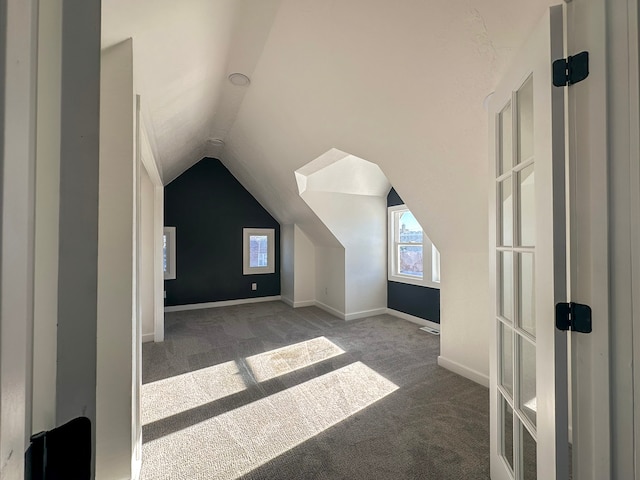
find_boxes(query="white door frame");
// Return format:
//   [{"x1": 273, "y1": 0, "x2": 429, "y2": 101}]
[
  {"x1": 489, "y1": 6, "x2": 568, "y2": 478},
  {"x1": 567, "y1": 0, "x2": 640, "y2": 478},
  {"x1": 565, "y1": 0, "x2": 610, "y2": 476},
  {"x1": 139, "y1": 112, "x2": 165, "y2": 343},
  {"x1": 0, "y1": 0, "x2": 38, "y2": 477}
]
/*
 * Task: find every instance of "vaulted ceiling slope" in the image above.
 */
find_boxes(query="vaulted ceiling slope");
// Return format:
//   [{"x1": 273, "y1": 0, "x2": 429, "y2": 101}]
[{"x1": 103, "y1": 0, "x2": 553, "y2": 252}]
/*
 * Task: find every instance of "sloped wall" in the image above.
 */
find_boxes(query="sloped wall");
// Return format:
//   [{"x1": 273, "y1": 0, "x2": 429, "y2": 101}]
[{"x1": 164, "y1": 158, "x2": 280, "y2": 305}]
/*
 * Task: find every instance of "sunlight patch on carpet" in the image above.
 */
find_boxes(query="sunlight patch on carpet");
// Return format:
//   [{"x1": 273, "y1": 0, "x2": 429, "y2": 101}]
[
  {"x1": 141, "y1": 362, "x2": 398, "y2": 480},
  {"x1": 245, "y1": 336, "x2": 344, "y2": 382},
  {"x1": 142, "y1": 360, "x2": 247, "y2": 425}
]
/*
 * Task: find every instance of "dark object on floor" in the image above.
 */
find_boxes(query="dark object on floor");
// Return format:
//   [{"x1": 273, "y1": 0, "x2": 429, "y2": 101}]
[{"x1": 26, "y1": 416, "x2": 91, "y2": 480}]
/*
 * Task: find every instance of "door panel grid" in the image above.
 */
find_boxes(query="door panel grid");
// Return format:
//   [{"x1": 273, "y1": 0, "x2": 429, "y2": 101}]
[
  {"x1": 489, "y1": 6, "x2": 569, "y2": 480},
  {"x1": 496, "y1": 75, "x2": 538, "y2": 479}
]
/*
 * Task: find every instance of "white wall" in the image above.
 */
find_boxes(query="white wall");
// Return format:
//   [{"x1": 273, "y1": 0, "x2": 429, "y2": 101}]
[
  {"x1": 342, "y1": 196, "x2": 386, "y2": 316},
  {"x1": 302, "y1": 191, "x2": 386, "y2": 318},
  {"x1": 280, "y1": 224, "x2": 294, "y2": 304},
  {"x1": 314, "y1": 246, "x2": 346, "y2": 316},
  {"x1": 140, "y1": 166, "x2": 155, "y2": 343},
  {"x1": 281, "y1": 224, "x2": 317, "y2": 308},
  {"x1": 32, "y1": 0, "x2": 62, "y2": 435},
  {"x1": 293, "y1": 225, "x2": 315, "y2": 305},
  {"x1": 55, "y1": 4, "x2": 102, "y2": 477},
  {"x1": 0, "y1": 0, "x2": 38, "y2": 476},
  {"x1": 97, "y1": 39, "x2": 137, "y2": 480},
  {"x1": 438, "y1": 253, "x2": 490, "y2": 385}
]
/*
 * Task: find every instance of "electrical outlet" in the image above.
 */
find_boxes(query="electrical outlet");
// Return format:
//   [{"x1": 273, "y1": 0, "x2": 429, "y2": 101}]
[{"x1": 251, "y1": 283, "x2": 257, "y2": 291}]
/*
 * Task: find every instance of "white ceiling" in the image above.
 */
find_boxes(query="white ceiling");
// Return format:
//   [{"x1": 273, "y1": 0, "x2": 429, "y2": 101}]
[{"x1": 103, "y1": 0, "x2": 555, "y2": 252}]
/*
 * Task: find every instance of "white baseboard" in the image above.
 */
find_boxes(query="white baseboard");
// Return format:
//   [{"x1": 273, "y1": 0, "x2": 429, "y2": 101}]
[
  {"x1": 312, "y1": 302, "x2": 386, "y2": 321},
  {"x1": 344, "y1": 307, "x2": 387, "y2": 321},
  {"x1": 314, "y1": 300, "x2": 345, "y2": 319},
  {"x1": 165, "y1": 295, "x2": 282, "y2": 312},
  {"x1": 131, "y1": 456, "x2": 142, "y2": 480},
  {"x1": 437, "y1": 355, "x2": 489, "y2": 388},
  {"x1": 293, "y1": 299, "x2": 316, "y2": 308},
  {"x1": 142, "y1": 333, "x2": 155, "y2": 343},
  {"x1": 281, "y1": 297, "x2": 320, "y2": 309},
  {"x1": 386, "y1": 308, "x2": 440, "y2": 331}
]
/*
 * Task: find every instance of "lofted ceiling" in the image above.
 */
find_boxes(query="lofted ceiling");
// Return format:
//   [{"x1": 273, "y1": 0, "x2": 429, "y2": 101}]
[{"x1": 102, "y1": 0, "x2": 555, "y2": 252}]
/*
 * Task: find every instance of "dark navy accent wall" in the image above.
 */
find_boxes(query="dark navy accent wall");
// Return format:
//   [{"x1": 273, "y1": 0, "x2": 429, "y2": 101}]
[
  {"x1": 387, "y1": 281, "x2": 440, "y2": 322},
  {"x1": 387, "y1": 187, "x2": 404, "y2": 207},
  {"x1": 387, "y1": 188, "x2": 440, "y2": 323},
  {"x1": 164, "y1": 158, "x2": 280, "y2": 306}
]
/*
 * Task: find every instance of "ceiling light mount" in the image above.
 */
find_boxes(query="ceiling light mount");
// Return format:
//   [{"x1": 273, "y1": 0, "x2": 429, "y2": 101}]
[{"x1": 228, "y1": 72, "x2": 251, "y2": 86}]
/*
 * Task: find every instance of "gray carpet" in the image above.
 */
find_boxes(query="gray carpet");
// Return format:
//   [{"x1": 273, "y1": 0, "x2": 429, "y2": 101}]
[{"x1": 140, "y1": 302, "x2": 491, "y2": 479}]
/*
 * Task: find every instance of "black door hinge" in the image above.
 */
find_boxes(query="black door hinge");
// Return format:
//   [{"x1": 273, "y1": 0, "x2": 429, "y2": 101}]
[
  {"x1": 556, "y1": 302, "x2": 592, "y2": 333},
  {"x1": 553, "y1": 51, "x2": 589, "y2": 87}
]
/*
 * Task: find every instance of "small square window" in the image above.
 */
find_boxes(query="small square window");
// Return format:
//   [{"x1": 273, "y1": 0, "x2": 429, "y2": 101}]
[{"x1": 243, "y1": 228, "x2": 275, "y2": 275}]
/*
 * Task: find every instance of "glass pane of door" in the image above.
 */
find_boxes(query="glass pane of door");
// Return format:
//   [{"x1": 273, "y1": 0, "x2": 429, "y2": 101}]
[
  {"x1": 519, "y1": 253, "x2": 535, "y2": 336},
  {"x1": 500, "y1": 178, "x2": 513, "y2": 246},
  {"x1": 500, "y1": 252, "x2": 514, "y2": 321},
  {"x1": 519, "y1": 337, "x2": 537, "y2": 426},
  {"x1": 500, "y1": 323, "x2": 514, "y2": 397},
  {"x1": 500, "y1": 103, "x2": 513, "y2": 174},
  {"x1": 502, "y1": 395, "x2": 515, "y2": 472},
  {"x1": 517, "y1": 77, "x2": 534, "y2": 163},
  {"x1": 522, "y1": 424, "x2": 537, "y2": 480},
  {"x1": 518, "y1": 165, "x2": 536, "y2": 246}
]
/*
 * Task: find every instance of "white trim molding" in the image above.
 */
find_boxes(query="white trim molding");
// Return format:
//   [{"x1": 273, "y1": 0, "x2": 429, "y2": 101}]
[
  {"x1": 314, "y1": 301, "x2": 345, "y2": 319},
  {"x1": 388, "y1": 204, "x2": 441, "y2": 289},
  {"x1": 437, "y1": 355, "x2": 489, "y2": 388},
  {"x1": 281, "y1": 296, "x2": 294, "y2": 307},
  {"x1": 386, "y1": 308, "x2": 440, "y2": 332},
  {"x1": 314, "y1": 302, "x2": 386, "y2": 321},
  {"x1": 165, "y1": 295, "x2": 282, "y2": 312},
  {"x1": 163, "y1": 226, "x2": 176, "y2": 280},
  {"x1": 344, "y1": 308, "x2": 387, "y2": 322},
  {"x1": 243, "y1": 227, "x2": 275, "y2": 275},
  {"x1": 293, "y1": 300, "x2": 316, "y2": 308},
  {"x1": 281, "y1": 296, "x2": 316, "y2": 308}
]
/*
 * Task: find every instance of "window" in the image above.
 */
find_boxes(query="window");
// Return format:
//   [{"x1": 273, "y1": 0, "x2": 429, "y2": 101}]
[
  {"x1": 164, "y1": 226, "x2": 176, "y2": 280},
  {"x1": 388, "y1": 205, "x2": 440, "y2": 288},
  {"x1": 243, "y1": 228, "x2": 275, "y2": 275}
]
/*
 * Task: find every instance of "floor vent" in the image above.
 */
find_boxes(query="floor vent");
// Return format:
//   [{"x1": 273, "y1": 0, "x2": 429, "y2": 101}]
[{"x1": 419, "y1": 326, "x2": 440, "y2": 336}]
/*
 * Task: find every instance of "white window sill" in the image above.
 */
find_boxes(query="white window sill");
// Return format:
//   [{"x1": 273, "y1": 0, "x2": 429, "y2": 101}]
[{"x1": 388, "y1": 274, "x2": 440, "y2": 290}]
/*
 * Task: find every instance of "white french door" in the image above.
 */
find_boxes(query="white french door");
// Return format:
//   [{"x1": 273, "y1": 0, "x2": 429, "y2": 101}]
[{"x1": 489, "y1": 5, "x2": 569, "y2": 480}]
